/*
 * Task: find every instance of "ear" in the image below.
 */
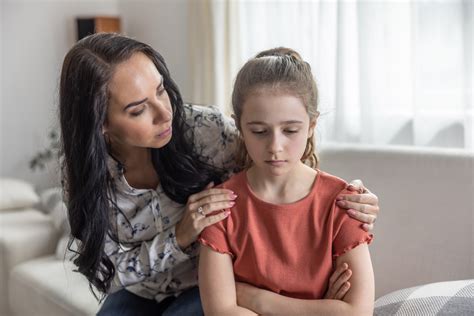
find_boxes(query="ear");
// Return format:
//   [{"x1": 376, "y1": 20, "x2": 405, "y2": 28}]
[
  {"x1": 102, "y1": 115, "x2": 110, "y2": 134},
  {"x1": 308, "y1": 118, "x2": 317, "y2": 138},
  {"x1": 102, "y1": 122, "x2": 108, "y2": 135},
  {"x1": 231, "y1": 113, "x2": 241, "y2": 131}
]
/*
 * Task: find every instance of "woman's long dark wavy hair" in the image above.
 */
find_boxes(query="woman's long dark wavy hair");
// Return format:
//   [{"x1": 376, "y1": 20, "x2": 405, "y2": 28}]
[{"x1": 59, "y1": 33, "x2": 224, "y2": 298}]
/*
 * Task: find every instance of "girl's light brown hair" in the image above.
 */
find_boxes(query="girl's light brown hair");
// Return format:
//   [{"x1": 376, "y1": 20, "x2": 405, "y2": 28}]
[{"x1": 232, "y1": 47, "x2": 320, "y2": 169}]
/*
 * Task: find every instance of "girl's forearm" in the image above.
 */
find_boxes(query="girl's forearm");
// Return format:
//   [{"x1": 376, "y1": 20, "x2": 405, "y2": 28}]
[
  {"x1": 256, "y1": 290, "x2": 371, "y2": 316},
  {"x1": 206, "y1": 306, "x2": 258, "y2": 316}
]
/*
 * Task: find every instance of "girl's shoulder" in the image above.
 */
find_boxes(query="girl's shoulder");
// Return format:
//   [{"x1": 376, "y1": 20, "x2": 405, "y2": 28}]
[
  {"x1": 314, "y1": 170, "x2": 351, "y2": 197},
  {"x1": 218, "y1": 170, "x2": 246, "y2": 189}
]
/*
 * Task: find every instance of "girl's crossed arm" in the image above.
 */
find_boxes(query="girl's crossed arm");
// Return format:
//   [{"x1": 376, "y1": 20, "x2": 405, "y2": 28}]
[
  {"x1": 199, "y1": 245, "x2": 258, "y2": 316},
  {"x1": 234, "y1": 244, "x2": 374, "y2": 316}
]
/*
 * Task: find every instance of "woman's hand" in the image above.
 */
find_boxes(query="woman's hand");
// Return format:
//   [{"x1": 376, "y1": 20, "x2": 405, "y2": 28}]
[
  {"x1": 324, "y1": 262, "x2": 352, "y2": 300},
  {"x1": 176, "y1": 182, "x2": 236, "y2": 250},
  {"x1": 337, "y1": 179, "x2": 379, "y2": 232}
]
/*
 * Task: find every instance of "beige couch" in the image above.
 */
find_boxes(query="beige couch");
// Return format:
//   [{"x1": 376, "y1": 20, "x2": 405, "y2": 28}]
[{"x1": 1, "y1": 144, "x2": 473, "y2": 315}]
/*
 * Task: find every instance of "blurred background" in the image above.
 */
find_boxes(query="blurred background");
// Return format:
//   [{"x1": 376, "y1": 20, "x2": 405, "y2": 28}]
[
  {"x1": 0, "y1": 2, "x2": 473, "y2": 315},
  {"x1": 0, "y1": 0, "x2": 472, "y2": 188}
]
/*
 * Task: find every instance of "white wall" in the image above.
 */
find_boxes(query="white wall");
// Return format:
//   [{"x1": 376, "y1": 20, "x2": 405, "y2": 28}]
[
  {"x1": 0, "y1": 0, "x2": 120, "y2": 190},
  {"x1": 117, "y1": 0, "x2": 191, "y2": 100}
]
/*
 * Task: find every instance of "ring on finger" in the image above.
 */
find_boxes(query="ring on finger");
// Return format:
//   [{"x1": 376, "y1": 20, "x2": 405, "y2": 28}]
[{"x1": 197, "y1": 206, "x2": 205, "y2": 216}]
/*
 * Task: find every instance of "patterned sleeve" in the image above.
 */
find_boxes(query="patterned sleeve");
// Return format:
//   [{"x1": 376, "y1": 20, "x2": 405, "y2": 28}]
[
  {"x1": 104, "y1": 224, "x2": 196, "y2": 291},
  {"x1": 332, "y1": 189, "x2": 374, "y2": 257},
  {"x1": 183, "y1": 104, "x2": 240, "y2": 175}
]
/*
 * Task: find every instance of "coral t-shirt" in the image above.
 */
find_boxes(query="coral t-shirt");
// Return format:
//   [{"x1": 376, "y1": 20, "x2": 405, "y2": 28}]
[{"x1": 198, "y1": 170, "x2": 373, "y2": 299}]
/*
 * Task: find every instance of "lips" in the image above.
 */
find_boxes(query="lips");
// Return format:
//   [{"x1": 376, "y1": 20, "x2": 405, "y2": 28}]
[
  {"x1": 265, "y1": 160, "x2": 287, "y2": 166},
  {"x1": 157, "y1": 127, "x2": 172, "y2": 138}
]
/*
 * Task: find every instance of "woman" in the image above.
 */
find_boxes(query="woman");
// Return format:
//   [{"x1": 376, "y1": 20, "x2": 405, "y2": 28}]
[{"x1": 59, "y1": 33, "x2": 379, "y2": 315}]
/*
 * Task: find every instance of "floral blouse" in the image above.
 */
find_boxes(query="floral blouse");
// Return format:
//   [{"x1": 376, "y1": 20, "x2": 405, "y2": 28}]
[{"x1": 104, "y1": 104, "x2": 239, "y2": 301}]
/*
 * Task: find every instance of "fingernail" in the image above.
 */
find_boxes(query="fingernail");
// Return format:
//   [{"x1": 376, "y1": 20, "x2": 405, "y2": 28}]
[
  {"x1": 337, "y1": 200, "x2": 346, "y2": 206},
  {"x1": 336, "y1": 196, "x2": 343, "y2": 201},
  {"x1": 230, "y1": 194, "x2": 238, "y2": 199},
  {"x1": 229, "y1": 201, "x2": 235, "y2": 206},
  {"x1": 224, "y1": 211, "x2": 231, "y2": 216}
]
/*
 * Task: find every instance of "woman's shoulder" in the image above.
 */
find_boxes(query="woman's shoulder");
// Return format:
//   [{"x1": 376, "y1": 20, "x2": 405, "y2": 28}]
[
  {"x1": 182, "y1": 104, "x2": 239, "y2": 172},
  {"x1": 183, "y1": 103, "x2": 228, "y2": 126}
]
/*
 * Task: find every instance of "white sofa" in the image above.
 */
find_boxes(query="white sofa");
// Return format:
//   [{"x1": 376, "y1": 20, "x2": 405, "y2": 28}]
[
  {"x1": 0, "y1": 181, "x2": 101, "y2": 316},
  {"x1": 1, "y1": 144, "x2": 473, "y2": 315}
]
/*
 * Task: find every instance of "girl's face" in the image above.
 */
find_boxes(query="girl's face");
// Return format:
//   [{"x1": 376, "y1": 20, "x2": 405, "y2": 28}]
[
  {"x1": 104, "y1": 52, "x2": 173, "y2": 155},
  {"x1": 239, "y1": 89, "x2": 316, "y2": 177}
]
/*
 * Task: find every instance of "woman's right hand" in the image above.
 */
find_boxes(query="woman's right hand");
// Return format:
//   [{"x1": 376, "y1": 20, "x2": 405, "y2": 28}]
[{"x1": 175, "y1": 182, "x2": 237, "y2": 250}]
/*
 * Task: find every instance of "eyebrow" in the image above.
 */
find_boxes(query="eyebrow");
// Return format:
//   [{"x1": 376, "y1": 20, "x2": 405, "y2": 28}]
[
  {"x1": 123, "y1": 76, "x2": 164, "y2": 111},
  {"x1": 123, "y1": 98, "x2": 148, "y2": 111},
  {"x1": 246, "y1": 120, "x2": 304, "y2": 125}
]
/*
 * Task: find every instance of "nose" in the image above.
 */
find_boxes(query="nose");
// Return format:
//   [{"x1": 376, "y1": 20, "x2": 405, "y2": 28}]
[
  {"x1": 151, "y1": 100, "x2": 172, "y2": 125},
  {"x1": 268, "y1": 132, "x2": 283, "y2": 154}
]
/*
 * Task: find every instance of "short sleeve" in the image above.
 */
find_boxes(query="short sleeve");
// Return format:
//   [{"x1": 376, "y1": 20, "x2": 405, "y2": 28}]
[
  {"x1": 332, "y1": 190, "x2": 373, "y2": 258},
  {"x1": 198, "y1": 216, "x2": 234, "y2": 257},
  {"x1": 183, "y1": 104, "x2": 240, "y2": 175}
]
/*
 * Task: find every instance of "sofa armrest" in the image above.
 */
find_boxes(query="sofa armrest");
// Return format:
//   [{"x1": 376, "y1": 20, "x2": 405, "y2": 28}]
[{"x1": 0, "y1": 208, "x2": 60, "y2": 316}]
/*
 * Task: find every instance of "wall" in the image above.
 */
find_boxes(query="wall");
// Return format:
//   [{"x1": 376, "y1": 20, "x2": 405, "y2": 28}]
[
  {"x1": 117, "y1": 0, "x2": 191, "y2": 100},
  {"x1": 0, "y1": 0, "x2": 120, "y2": 189}
]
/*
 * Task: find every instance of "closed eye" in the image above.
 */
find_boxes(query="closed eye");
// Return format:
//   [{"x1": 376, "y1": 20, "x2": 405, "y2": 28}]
[{"x1": 130, "y1": 106, "x2": 146, "y2": 117}]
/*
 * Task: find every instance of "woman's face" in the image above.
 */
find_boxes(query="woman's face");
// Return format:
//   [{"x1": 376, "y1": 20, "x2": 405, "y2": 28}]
[{"x1": 104, "y1": 52, "x2": 173, "y2": 156}]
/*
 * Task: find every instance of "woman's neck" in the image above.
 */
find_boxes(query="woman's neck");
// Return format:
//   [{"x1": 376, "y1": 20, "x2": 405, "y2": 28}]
[
  {"x1": 111, "y1": 146, "x2": 159, "y2": 189},
  {"x1": 246, "y1": 163, "x2": 317, "y2": 204}
]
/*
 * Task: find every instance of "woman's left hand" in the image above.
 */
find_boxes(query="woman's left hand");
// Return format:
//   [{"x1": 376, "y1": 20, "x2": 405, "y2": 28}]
[{"x1": 337, "y1": 179, "x2": 379, "y2": 232}]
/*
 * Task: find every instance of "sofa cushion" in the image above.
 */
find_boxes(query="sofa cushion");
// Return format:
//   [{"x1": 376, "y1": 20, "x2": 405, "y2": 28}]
[
  {"x1": 0, "y1": 178, "x2": 40, "y2": 210},
  {"x1": 374, "y1": 279, "x2": 474, "y2": 315},
  {"x1": 9, "y1": 256, "x2": 102, "y2": 316},
  {"x1": 0, "y1": 209, "x2": 59, "y2": 316}
]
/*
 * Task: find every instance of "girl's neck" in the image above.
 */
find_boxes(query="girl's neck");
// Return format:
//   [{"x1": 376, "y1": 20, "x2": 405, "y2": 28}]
[{"x1": 246, "y1": 163, "x2": 317, "y2": 204}]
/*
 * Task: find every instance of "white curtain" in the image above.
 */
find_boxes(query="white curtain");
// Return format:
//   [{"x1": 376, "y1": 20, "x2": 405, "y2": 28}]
[
  {"x1": 189, "y1": 0, "x2": 242, "y2": 115},
  {"x1": 189, "y1": 0, "x2": 473, "y2": 150}
]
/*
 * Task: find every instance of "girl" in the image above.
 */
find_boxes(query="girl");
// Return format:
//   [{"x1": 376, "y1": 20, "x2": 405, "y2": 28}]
[
  {"x1": 59, "y1": 33, "x2": 379, "y2": 316},
  {"x1": 199, "y1": 48, "x2": 374, "y2": 315}
]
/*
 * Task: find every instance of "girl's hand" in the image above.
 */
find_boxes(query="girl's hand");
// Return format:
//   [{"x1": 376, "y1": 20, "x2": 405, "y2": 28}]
[
  {"x1": 236, "y1": 282, "x2": 263, "y2": 312},
  {"x1": 336, "y1": 179, "x2": 379, "y2": 232},
  {"x1": 324, "y1": 262, "x2": 352, "y2": 300},
  {"x1": 175, "y1": 182, "x2": 237, "y2": 250}
]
